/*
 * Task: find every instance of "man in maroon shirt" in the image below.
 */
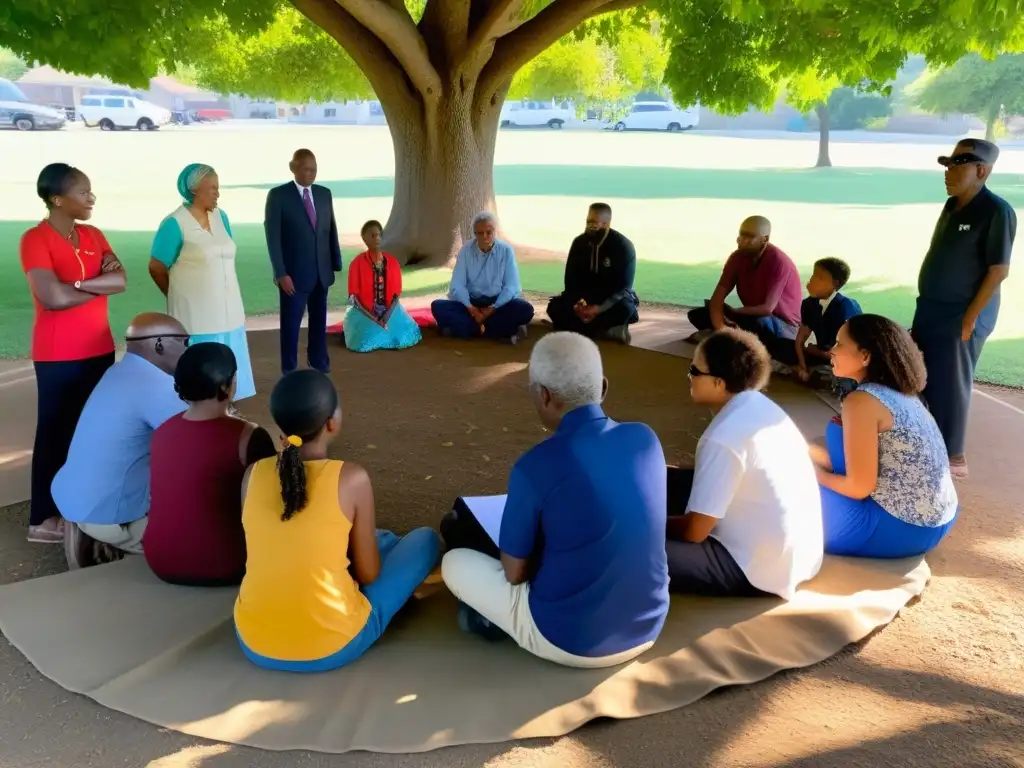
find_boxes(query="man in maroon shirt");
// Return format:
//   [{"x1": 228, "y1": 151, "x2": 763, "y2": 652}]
[{"x1": 686, "y1": 216, "x2": 803, "y2": 348}]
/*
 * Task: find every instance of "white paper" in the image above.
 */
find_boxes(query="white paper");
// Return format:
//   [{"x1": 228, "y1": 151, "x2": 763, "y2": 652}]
[{"x1": 461, "y1": 494, "x2": 507, "y2": 547}]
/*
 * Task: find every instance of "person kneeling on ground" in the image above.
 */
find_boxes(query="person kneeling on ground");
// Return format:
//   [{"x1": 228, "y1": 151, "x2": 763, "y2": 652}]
[
  {"x1": 686, "y1": 216, "x2": 802, "y2": 349},
  {"x1": 430, "y1": 211, "x2": 535, "y2": 344},
  {"x1": 441, "y1": 331, "x2": 669, "y2": 668},
  {"x1": 811, "y1": 315, "x2": 958, "y2": 558},
  {"x1": 144, "y1": 343, "x2": 278, "y2": 586},
  {"x1": 546, "y1": 202, "x2": 638, "y2": 344},
  {"x1": 56, "y1": 313, "x2": 190, "y2": 568},
  {"x1": 766, "y1": 257, "x2": 862, "y2": 394},
  {"x1": 668, "y1": 328, "x2": 823, "y2": 599},
  {"x1": 342, "y1": 220, "x2": 422, "y2": 353},
  {"x1": 234, "y1": 370, "x2": 440, "y2": 672}
]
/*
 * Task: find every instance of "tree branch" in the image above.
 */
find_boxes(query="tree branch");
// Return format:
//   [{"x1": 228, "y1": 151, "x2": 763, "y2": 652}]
[
  {"x1": 465, "y1": 0, "x2": 527, "y2": 60},
  {"x1": 333, "y1": 0, "x2": 443, "y2": 97},
  {"x1": 292, "y1": 0, "x2": 417, "y2": 106},
  {"x1": 478, "y1": 0, "x2": 643, "y2": 93},
  {"x1": 419, "y1": 0, "x2": 473, "y2": 76}
]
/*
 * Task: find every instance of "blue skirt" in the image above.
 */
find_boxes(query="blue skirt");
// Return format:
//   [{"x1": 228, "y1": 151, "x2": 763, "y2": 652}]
[
  {"x1": 344, "y1": 303, "x2": 421, "y2": 353},
  {"x1": 190, "y1": 325, "x2": 256, "y2": 400},
  {"x1": 820, "y1": 421, "x2": 956, "y2": 558}
]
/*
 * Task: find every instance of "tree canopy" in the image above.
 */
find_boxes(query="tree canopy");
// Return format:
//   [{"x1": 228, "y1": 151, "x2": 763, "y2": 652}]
[
  {"x1": 0, "y1": 48, "x2": 28, "y2": 81},
  {"x1": 5, "y1": 0, "x2": 1024, "y2": 263},
  {"x1": 912, "y1": 53, "x2": 1024, "y2": 140}
]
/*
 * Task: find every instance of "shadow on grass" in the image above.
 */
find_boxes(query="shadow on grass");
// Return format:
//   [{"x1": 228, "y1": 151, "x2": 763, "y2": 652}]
[
  {"x1": 1, "y1": 219, "x2": 1021, "y2": 386},
  {"x1": 227, "y1": 165, "x2": 1024, "y2": 208}
]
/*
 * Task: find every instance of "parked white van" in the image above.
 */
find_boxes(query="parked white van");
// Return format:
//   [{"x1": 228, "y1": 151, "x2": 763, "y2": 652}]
[
  {"x1": 500, "y1": 99, "x2": 573, "y2": 129},
  {"x1": 613, "y1": 101, "x2": 700, "y2": 132},
  {"x1": 77, "y1": 95, "x2": 172, "y2": 131}
]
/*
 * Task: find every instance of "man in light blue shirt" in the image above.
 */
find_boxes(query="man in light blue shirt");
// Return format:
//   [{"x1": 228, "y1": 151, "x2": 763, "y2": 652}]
[
  {"x1": 431, "y1": 212, "x2": 535, "y2": 343},
  {"x1": 53, "y1": 313, "x2": 190, "y2": 560}
]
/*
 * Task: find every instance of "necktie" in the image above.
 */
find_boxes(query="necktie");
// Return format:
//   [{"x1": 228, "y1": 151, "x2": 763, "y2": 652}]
[{"x1": 302, "y1": 188, "x2": 317, "y2": 228}]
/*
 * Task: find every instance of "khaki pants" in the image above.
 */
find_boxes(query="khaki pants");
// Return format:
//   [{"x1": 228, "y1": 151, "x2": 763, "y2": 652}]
[
  {"x1": 442, "y1": 549, "x2": 653, "y2": 669},
  {"x1": 80, "y1": 517, "x2": 148, "y2": 555}
]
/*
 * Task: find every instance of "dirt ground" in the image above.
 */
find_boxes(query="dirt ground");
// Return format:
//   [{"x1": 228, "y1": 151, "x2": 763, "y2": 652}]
[{"x1": 1, "y1": 330, "x2": 1022, "y2": 768}]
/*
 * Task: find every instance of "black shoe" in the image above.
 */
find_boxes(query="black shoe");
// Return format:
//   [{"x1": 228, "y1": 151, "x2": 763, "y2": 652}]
[{"x1": 457, "y1": 602, "x2": 508, "y2": 641}]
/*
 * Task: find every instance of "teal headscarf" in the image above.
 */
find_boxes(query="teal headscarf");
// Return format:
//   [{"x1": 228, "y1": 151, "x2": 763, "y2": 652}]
[{"x1": 176, "y1": 163, "x2": 216, "y2": 205}]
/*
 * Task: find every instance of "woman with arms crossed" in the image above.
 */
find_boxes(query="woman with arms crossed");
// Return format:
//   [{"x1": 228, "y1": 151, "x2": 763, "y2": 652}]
[{"x1": 20, "y1": 163, "x2": 126, "y2": 544}]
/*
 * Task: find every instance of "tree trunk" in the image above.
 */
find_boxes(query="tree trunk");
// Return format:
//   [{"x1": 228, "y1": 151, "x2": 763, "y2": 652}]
[
  {"x1": 379, "y1": 86, "x2": 503, "y2": 266},
  {"x1": 814, "y1": 102, "x2": 832, "y2": 168},
  {"x1": 985, "y1": 113, "x2": 997, "y2": 142}
]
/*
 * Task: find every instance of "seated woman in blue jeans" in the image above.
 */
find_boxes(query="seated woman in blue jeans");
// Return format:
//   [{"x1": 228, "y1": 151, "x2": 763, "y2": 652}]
[
  {"x1": 811, "y1": 314, "x2": 958, "y2": 558},
  {"x1": 233, "y1": 370, "x2": 440, "y2": 672}
]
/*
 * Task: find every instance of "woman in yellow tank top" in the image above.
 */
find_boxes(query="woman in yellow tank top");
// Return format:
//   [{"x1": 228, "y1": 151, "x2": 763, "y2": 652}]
[{"x1": 234, "y1": 370, "x2": 440, "y2": 672}]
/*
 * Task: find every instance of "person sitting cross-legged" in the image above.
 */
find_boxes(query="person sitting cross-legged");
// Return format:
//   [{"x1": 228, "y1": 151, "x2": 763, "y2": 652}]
[
  {"x1": 342, "y1": 220, "x2": 422, "y2": 353},
  {"x1": 430, "y1": 212, "x2": 535, "y2": 344},
  {"x1": 441, "y1": 331, "x2": 670, "y2": 668},
  {"x1": 144, "y1": 342, "x2": 278, "y2": 586},
  {"x1": 56, "y1": 313, "x2": 190, "y2": 568},
  {"x1": 546, "y1": 202, "x2": 639, "y2": 344},
  {"x1": 686, "y1": 216, "x2": 803, "y2": 349},
  {"x1": 667, "y1": 328, "x2": 823, "y2": 599},
  {"x1": 811, "y1": 315, "x2": 958, "y2": 558},
  {"x1": 234, "y1": 370, "x2": 441, "y2": 672}
]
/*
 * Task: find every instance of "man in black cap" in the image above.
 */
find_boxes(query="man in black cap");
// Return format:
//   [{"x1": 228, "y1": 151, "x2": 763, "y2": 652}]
[
  {"x1": 912, "y1": 138, "x2": 1015, "y2": 480},
  {"x1": 546, "y1": 202, "x2": 639, "y2": 344}
]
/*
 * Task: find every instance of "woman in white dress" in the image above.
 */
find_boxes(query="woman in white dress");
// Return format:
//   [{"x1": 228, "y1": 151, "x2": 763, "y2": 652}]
[{"x1": 148, "y1": 163, "x2": 255, "y2": 400}]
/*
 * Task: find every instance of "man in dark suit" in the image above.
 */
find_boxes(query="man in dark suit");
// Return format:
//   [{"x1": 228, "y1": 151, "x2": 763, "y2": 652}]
[{"x1": 264, "y1": 148, "x2": 343, "y2": 374}]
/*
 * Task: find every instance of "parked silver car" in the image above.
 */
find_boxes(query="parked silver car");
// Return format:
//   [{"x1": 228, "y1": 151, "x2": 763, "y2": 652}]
[{"x1": 0, "y1": 78, "x2": 67, "y2": 131}]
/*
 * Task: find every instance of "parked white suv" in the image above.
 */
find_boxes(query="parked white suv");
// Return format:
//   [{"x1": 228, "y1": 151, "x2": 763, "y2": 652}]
[
  {"x1": 614, "y1": 101, "x2": 699, "y2": 132},
  {"x1": 0, "y1": 78, "x2": 66, "y2": 131},
  {"x1": 77, "y1": 95, "x2": 172, "y2": 131},
  {"x1": 500, "y1": 99, "x2": 573, "y2": 129}
]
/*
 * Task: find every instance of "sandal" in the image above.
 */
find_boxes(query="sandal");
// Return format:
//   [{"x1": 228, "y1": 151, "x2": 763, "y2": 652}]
[{"x1": 27, "y1": 519, "x2": 65, "y2": 544}]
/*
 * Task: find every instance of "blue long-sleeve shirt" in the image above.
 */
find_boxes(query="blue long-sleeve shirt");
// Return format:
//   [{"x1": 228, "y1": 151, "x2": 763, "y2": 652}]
[{"x1": 448, "y1": 239, "x2": 522, "y2": 308}]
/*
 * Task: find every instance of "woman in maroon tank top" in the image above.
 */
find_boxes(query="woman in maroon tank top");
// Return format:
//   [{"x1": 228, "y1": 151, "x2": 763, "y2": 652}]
[{"x1": 145, "y1": 343, "x2": 276, "y2": 585}]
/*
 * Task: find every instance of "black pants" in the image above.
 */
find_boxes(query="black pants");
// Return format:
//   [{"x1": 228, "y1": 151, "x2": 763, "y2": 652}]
[
  {"x1": 440, "y1": 498, "x2": 501, "y2": 559},
  {"x1": 547, "y1": 294, "x2": 636, "y2": 337},
  {"x1": 31, "y1": 352, "x2": 115, "y2": 526},
  {"x1": 665, "y1": 467, "x2": 770, "y2": 597}
]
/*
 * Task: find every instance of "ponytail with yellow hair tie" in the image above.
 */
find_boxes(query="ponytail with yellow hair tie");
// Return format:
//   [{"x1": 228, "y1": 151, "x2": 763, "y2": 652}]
[{"x1": 282, "y1": 434, "x2": 303, "y2": 449}]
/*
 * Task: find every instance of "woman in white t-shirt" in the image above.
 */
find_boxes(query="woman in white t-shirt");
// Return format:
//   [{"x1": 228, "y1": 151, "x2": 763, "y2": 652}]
[{"x1": 667, "y1": 328, "x2": 823, "y2": 599}]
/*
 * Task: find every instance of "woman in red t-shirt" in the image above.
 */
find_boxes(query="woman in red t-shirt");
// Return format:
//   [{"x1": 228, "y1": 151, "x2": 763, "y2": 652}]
[
  {"x1": 20, "y1": 164, "x2": 127, "y2": 544},
  {"x1": 144, "y1": 342, "x2": 276, "y2": 586}
]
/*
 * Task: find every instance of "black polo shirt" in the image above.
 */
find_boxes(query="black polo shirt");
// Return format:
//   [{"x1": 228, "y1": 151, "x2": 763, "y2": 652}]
[{"x1": 918, "y1": 187, "x2": 1016, "y2": 306}]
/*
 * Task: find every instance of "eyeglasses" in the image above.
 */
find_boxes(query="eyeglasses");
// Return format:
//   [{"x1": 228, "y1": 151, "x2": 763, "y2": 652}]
[
  {"x1": 125, "y1": 334, "x2": 191, "y2": 346},
  {"x1": 943, "y1": 154, "x2": 984, "y2": 167},
  {"x1": 688, "y1": 365, "x2": 711, "y2": 378}
]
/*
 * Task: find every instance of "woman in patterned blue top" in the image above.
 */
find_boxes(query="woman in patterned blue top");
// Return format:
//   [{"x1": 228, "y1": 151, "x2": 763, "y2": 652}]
[{"x1": 811, "y1": 314, "x2": 958, "y2": 558}]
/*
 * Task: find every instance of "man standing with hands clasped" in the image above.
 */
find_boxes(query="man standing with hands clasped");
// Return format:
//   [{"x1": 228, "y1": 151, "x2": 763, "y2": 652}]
[
  {"x1": 913, "y1": 138, "x2": 1016, "y2": 480},
  {"x1": 264, "y1": 149, "x2": 343, "y2": 375}
]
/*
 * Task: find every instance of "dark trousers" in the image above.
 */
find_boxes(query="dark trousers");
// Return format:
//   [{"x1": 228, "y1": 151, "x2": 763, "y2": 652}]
[
  {"x1": 665, "y1": 467, "x2": 769, "y2": 597},
  {"x1": 280, "y1": 280, "x2": 329, "y2": 374},
  {"x1": 31, "y1": 352, "x2": 115, "y2": 526},
  {"x1": 431, "y1": 297, "x2": 535, "y2": 340},
  {"x1": 688, "y1": 302, "x2": 797, "y2": 346},
  {"x1": 913, "y1": 300, "x2": 991, "y2": 458},
  {"x1": 440, "y1": 498, "x2": 501, "y2": 559},
  {"x1": 546, "y1": 294, "x2": 636, "y2": 337}
]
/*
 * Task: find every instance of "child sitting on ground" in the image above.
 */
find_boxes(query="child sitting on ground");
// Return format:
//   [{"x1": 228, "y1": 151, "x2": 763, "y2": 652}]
[{"x1": 769, "y1": 257, "x2": 861, "y2": 390}]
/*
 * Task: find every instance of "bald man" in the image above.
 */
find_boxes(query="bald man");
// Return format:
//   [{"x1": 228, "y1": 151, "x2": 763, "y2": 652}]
[
  {"x1": 686, "y1": 216, "x2": 803, "y2": 348},
  {"x1": 264, "y1": 149, "x2": 343, "y2": 376},
  {"x1": 54, "y1": 313, "x2": 190, "y2": 566}
]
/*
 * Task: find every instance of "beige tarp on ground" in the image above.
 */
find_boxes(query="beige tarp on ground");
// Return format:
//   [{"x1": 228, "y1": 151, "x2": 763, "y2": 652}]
[{"x1": 0, "y1": 554, "x2": 928, "y2": 754}]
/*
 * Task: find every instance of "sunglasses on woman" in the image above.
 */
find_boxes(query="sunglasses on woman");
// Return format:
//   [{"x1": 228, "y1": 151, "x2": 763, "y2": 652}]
[{"x1": 688, "y1": 365, "x2": 711, "y2": 378}]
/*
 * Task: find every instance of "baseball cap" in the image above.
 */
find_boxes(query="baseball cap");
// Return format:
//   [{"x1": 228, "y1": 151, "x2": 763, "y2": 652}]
[{"x1": 938, "y1": 138, "x2": 1000, "y2": 167}]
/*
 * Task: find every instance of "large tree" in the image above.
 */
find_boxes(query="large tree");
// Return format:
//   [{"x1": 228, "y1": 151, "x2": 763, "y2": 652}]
[
  {"x1": 5, "y1": 0, "x2": 1024, "y2": 264},
  {"x1": 0, "y1": 48, "x2": 28, "y2": 81},
  {"x1": 912, "y1": 53, "x2": 1024, "y2": 141}
]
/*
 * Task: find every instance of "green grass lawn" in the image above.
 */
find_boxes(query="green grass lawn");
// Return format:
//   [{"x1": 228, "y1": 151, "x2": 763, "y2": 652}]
[{"x1": 1, "y1": 125, "x2": 1021, "y2": 385}]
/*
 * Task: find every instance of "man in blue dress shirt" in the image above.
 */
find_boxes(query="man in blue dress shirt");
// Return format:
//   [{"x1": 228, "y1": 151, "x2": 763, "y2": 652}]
[{"x1": 430, "y1": 212, "x2": 535, "y2": 343}]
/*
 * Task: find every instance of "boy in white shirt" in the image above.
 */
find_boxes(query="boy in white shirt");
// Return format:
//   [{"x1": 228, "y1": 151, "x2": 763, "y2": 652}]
[{"x1": 667, "y1": 328, "x2": 823, "y2": 599}]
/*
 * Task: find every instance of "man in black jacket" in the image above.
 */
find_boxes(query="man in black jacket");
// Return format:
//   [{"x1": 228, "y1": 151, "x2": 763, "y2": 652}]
[{"x1": 546, "y1": 202, "x2": 638, "y2": 343}]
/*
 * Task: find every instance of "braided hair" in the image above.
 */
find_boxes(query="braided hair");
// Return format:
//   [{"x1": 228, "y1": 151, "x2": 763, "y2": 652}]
[{"x1": 268, "y1": 370, "x2": 340, "y2": 521}]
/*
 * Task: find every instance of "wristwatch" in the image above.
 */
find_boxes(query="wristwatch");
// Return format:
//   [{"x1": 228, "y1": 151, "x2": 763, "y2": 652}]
[{"x1": 74, "y1": 280, "x2": 82, "y2": 290}]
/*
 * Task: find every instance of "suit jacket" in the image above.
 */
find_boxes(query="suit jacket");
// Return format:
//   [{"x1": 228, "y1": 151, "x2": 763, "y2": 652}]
[{"x1": 264, "y1": 182, "x2": 343, "y2": 292}]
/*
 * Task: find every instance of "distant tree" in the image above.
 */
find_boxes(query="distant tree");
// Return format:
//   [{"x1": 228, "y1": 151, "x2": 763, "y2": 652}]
[
  {"x1": 0, "y1": 48, "x2": 27, "y2": 81},
  {"x1": 912, "y1": 53, "x2": 1024, "y2": 141}
]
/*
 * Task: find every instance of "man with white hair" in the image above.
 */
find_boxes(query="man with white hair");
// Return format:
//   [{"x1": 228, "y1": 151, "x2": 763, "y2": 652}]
[
  {"x1": 430, "y1": 211, "x2": 535, "y2": 344},
  {"x1": 441, "y1": 332, "x2": 670, "y2": 668}
]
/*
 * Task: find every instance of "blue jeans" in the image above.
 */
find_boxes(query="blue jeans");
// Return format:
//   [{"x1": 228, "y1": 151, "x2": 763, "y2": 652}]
[
  {"x1": 687, "y1": 302, "x2": 797, "y2": 346},
  {"x1": 238, "y1": 528, "x2": 440, "y2": 672},
  {"x1": 820, "y1": 422, "x2": 956, "y2": 558}
]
